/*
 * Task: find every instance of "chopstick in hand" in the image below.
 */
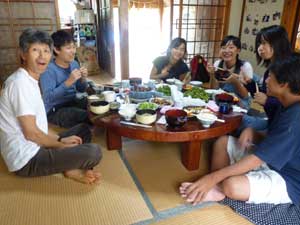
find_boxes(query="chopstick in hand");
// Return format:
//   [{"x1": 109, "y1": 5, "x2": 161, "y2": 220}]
[
  {"x1": 255, "y1": 83, "x2": 259, "y2": 93},
  {"x1": 214, "y1": 66, "x2": 227, "y2": 71}
]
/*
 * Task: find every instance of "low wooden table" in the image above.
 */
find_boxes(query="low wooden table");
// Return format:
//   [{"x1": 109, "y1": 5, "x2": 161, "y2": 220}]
[{"x1": 91, "y1": 112, "x2": 242, "y2": 171}]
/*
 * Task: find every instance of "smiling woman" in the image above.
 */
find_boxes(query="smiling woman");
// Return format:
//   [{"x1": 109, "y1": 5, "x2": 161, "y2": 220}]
[{"x1": 150, "y1": 37, "x2": 189, "y2": 82}]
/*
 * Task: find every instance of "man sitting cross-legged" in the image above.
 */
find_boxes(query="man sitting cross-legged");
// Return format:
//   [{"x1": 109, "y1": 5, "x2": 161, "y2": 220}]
[
  {"x1": 40, "y1": 30, "x2": 90, "y2": 128},
  {"x1": 0, "y1": 28, "x2": 101, "y2": 184},
  {"x1": 180, "y1": 53, "x2": 300, "y2": 206}
]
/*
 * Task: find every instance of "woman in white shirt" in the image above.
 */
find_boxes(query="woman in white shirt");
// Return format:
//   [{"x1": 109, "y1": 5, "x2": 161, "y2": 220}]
[{"x1": 208, "y1": 35, "x2": 254, "y2": 109}]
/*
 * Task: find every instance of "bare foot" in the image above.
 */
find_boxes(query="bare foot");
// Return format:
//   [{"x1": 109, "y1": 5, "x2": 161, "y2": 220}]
[
  {"x1": 64, "y1": 169, "x2": 101, "y2": 184},
  {"x1": 87, "y1": 170, "x2": 102, "y2": 184},
  {"x1": 179, "y1": 182, "x2": 192, "y2": 196},
  {"x1": 187, "y1": 185, "x2": 225, "y2": 204}
]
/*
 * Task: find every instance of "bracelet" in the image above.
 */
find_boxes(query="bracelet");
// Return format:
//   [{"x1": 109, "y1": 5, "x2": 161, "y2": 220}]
[{"x1": 57, "y1": 136, "x2": 62, "y2": 142}]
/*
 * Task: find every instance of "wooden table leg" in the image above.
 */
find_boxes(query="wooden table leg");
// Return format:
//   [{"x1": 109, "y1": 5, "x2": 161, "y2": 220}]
[
  {"x1": 106, "y1": 129, "x2": 122, "y2": 150},
  {"x1": 181, "y1": 141, "x2": 201, "y2": 171}
]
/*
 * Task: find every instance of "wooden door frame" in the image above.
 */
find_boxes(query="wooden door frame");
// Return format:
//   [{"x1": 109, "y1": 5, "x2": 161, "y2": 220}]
[
  {"x1": 119, "y1": 0, "x2": 129, "y2": 79},
  {"x1": 281, "y1": 0, "x2": 300, "y2": 45}
]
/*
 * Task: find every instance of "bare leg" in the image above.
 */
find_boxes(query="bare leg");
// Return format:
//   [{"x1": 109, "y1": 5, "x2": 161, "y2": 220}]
[
  {"x1": 64, "y1": 169, "x2": 101, "y2": 184},
  {"x1": 211, "y1": 136, "x2": 230, "y2": 172},
  {"x1": 222, "y1": 175, "x2": 250, "y2": 201}
]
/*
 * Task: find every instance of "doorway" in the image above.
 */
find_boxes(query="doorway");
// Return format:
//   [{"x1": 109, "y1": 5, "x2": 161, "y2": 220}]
[
  {"x1": 113, "y1": 1, "x2": 170, "y2": 81},
  {"x1": 113, "y1": 0, "x2": 230, "y2": 81}
]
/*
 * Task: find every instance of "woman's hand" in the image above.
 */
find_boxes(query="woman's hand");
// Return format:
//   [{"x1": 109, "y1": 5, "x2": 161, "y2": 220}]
[
  {"x1": 221, "y1": 72, "x2": 239, "y2": 83},
  {"x1": 254, "y1": 92, "x2": 267, "y2": 105},
  {"x1": 161, "y1": 64, "x2": 172, "y2": 77},
  {"x1": 206, "y1": 63, "x2": 215, "y2": 75}
]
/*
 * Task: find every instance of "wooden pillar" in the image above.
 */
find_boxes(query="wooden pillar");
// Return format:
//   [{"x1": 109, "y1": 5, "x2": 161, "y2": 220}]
[{"x1": 119, "y1": 0, "x2": 130, "y2": 79}]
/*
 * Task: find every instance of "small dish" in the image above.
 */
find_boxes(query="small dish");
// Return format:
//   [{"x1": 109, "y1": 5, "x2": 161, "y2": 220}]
[
  {"x1": 109, "y1": 101, "x2": 120, "y2": 111},
  {"x1": 166, "y1": 78, "x2": 176, "y2": 84},
  {"x1": 149, "y1": 97, "x2": 173, "y2": 107},
  {"x1": 197, "y1": 113, "x2": 217, "y2": 128},
  {"x1": 190, "y1": 81, "x2": 203, "y2": 86},
  {"x1": 119, "y1": 107, "x2": 136, "y2": 121}
]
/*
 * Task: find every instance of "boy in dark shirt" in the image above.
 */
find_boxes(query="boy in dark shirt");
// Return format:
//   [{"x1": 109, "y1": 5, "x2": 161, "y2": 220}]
[{"x1": 180, "y1": 53, "x2": 300, "y2": 206}]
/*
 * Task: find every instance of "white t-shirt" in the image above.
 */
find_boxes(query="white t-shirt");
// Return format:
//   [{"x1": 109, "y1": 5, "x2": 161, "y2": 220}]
[
  {"x1": 0, "y1": 68, "x2": 48, "y2": 172},
  {"x1": 214, "y1": 59, "x2": 253, "y2": 79}
]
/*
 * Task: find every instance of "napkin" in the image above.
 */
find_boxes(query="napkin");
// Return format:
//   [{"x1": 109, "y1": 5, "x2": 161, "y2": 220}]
[
  {"x1": 156, "y1": 115, "x2": 166, "y2": 125},
  {"x1": 170, "y1": 85, "x2": 206, "y2": 107},
  {"x1": 206, "y1": 100, "x2": 219, "y2": 112},
  {"x1": 232, "y1": 105, "x2": 248, "y2": 113}
]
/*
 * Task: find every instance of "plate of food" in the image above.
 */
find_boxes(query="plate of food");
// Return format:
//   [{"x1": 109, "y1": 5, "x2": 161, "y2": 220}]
[
  {"x1": 190, "y1": 81, "x2": 203, "y2": 87},
  {"x1": 205, "y1": 89, "x2": 225, "y2": 95},
  {"x1": 137, "y1": 102, "x2": 159, "y2": 111},
  {"x1": 156, "y1": 84, "x2": 171, "y2": 96},
  {"x1": 183, "y1": 105, "x2": 206, "y2": 117},
  {"x1": 149, "y1": 97, "x2": 174, "y2": 107}
]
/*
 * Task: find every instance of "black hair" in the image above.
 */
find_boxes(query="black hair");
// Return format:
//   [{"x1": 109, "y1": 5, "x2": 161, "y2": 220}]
[
  {"x1": 51, "y1": 30, "x2": 75, "y2": 56},
  {"x1": 166, "y1": 37, "x2": 187, "y2": 58},
  {"x1": 19, "y1": 28, "x2": 52, "y2": 64},
  {"x1": 219, "y1": 35, "x2": 243, "y2": 71},
  {"x1": 19, "y1": 28, "x2": 52, "y2": 52},
  {"x1": 255, "y1": 25, "x2": 292, "y2": 67},
  {"x1": 220, "y1": 35, "x2": 241, "y2": 49},
  {"x1": 268, "y1": 53, "x2": 300, "y2": 95}
]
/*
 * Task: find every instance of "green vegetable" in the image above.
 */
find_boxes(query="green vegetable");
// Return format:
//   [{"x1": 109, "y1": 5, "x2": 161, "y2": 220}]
[
  {"x1": 184, "y1": 87, "x2": 210, "y2": 102},
  {"x1": 157, "y1": 85, "x2": 171, "y2": 96},
  {"x1": 138, "y1": 102, "x2": 157, "y2": 110}
]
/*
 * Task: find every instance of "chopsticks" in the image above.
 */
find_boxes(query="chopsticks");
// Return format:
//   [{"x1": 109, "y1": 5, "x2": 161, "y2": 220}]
[
  {"x1": 255, "y1": 82, "x2": 259, "y2": 93},
  {"x1": 214, "y1": 66, "x2": 227, "y2": 71},
  {"x1": 120, "y1": 121, "x2": 152, "y2": 128}
]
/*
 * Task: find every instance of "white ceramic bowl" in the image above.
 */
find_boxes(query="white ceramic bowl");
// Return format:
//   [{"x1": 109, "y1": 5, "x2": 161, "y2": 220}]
[
  {"x1": 190, "y1": 81, "x2": 203, "y2": 87},
  {"x1": 90, "y1": 101, "x2": 110, "y2": 114},
  {"x1": 196, "y1": 112, "x2": 217, "y2": 128},
  {"x1": 102, "y1": 91, "x2": 116, "y2": 102},
  {"x1": 166, "y1": 78, "x2": 176, "y2": 84},
  {"x1": 87, "y1": 95, "x2": 101, "y2": 104},
  {"x1": 118, "y1": 104, "x2": 137, "y2": 121},
  {"x1": 119, "y1": 109, "x2": 136, "y2": 121},
  {"x1": 136, "y1": 109, "x2": 157, "y2": 125}
]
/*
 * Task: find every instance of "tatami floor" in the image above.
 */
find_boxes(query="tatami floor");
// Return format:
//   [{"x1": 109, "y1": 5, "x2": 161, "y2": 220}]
[{"x1": 0, "y1": 71, "x2": 254, "y2": 225}]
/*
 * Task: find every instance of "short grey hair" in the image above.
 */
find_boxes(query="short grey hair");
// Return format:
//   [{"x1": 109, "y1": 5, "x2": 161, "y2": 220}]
[{"x1": 19, "y1": 28, "x2": 53, "y2": 52}]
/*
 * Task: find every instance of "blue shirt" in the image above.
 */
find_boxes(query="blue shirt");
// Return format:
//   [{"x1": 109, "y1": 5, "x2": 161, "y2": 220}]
[
  {"x1": 261, "y1": 69, "x2": 282, "y2": 124},
  {"x1": 153, "y1": 56, "x2": 189, "y2": 81},
  {"x1": 40, "y1": 60, "x2": 87, "y2": 113},
  {"x1": 254, "y1": 103, "x2": 300, "y2": 205}
]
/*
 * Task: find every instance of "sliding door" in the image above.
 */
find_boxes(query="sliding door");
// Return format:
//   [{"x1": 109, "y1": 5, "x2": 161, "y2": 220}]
[{"x1": 170, "y1": 0, "x2": 231, "y2": 63}]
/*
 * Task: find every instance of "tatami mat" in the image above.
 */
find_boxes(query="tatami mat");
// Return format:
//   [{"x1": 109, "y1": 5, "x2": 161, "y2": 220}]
[
  {"x1": 150, "y1": 204, "x2": 253, "y2": 225},
  {"x1": 122, "y1": 139, "x2": 212, "y2": 212},
  {"x1": 0, "y1": 128, "x2": 152, "y2": 225}
]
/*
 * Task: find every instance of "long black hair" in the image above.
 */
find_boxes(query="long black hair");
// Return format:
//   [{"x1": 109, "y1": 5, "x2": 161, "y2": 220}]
[
  {"x1": 166, "y1": 37, "x2": 187, "y2": 59},
  {"x1": 255, "y1": 25, "x2": 292, "y2": 67},
  {"x1": 219, "y1": 35, "x2": 243, "y2": 71}
]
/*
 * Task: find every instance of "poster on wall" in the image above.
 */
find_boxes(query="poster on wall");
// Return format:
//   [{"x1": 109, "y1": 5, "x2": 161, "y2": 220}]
[{"x1": 239, "y1": 0, "x2": 284, "y2": 76}]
